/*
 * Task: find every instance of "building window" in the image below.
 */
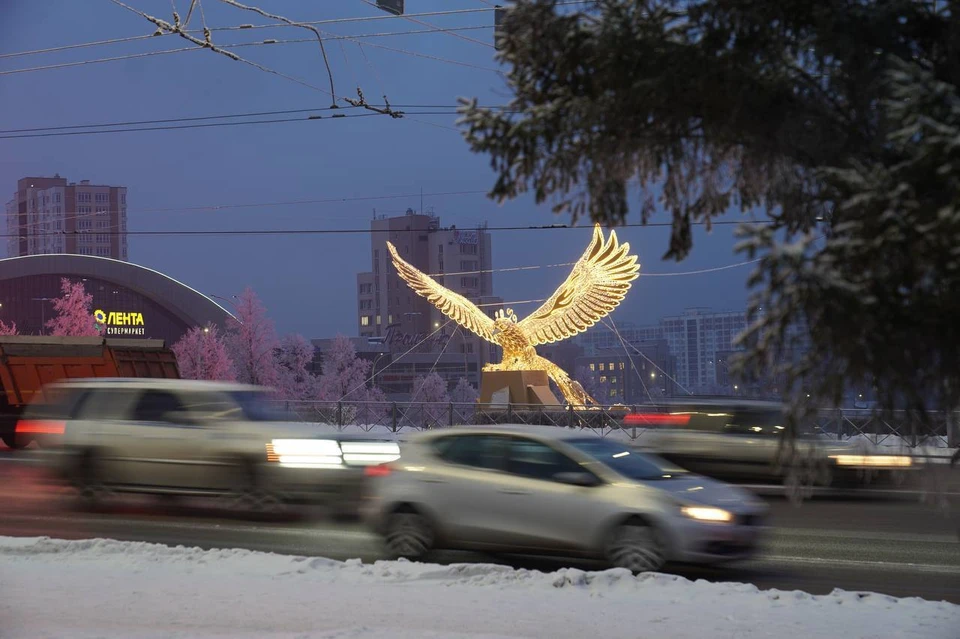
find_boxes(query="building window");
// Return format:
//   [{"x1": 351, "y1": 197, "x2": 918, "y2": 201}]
[
  {"x1": 460, "y1": 276, "x2": 479, "y2": 288},
  {"x1": 599, "y1": 363, "x2": 605, "y2": 371},
  {"x1": 610, "y1": 376, "x2": 617, "y2": 384},
  {"x1": 55, "y1": 193, "x2": 61, "y2": 203},
  {"x1": 388, "y1": 315, "x2": 393, "y2": 323},
  {"x1": 360, "y1": 300, "x2": 372, "y2": 310},
  {"x1": 376, "y1": 315, "x2": 381, "y2": 325},
  {"x1": 609, "y1": 389, "x2": 618, "y2": 397},
  {"x1": 619, "y1": 362, "x2": 625, "y2": 370},
  {"x1": 361, "y1": 316, "x2": 371, "y2": 327},
  {"x1": 599, "y1": 376, "x2": 607, "y2": 383},
  {"x1": 460, "y1": 244, "x2": 478, "y2": 255},
  {"x1": 460, "y1": 260, "x2": 478, "y2": 271},
  {"x1": 609, "y1": 362, "x2": 615, "y2": 370},
  {"x1": 589, "y1": 363, "x2": 595, "y2": 371}
]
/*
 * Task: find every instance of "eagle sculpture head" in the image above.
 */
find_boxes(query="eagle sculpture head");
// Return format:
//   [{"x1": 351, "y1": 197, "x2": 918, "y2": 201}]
[{"x1": 492, "y1": 308, "x2": 518, "y2": 336}]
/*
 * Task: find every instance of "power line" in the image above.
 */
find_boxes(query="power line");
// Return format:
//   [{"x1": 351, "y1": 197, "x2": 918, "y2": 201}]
[
  {"x1": 358, "y1": 0, "x2": 494, "y2": 49},
  {"x1": 0, "y1": 6, "x2": 513, "y2": 60},
  {"x1": 7, "y1": 188, "x2": 494, "y2": 237},
  {"x1": 0, "y1": 110, "x2": 395, "y2": 140},
  {"x1": 4, "y1": 220, "x2": 762, "y2": 239},
  {"x1": 0, "y1": 25, "x2": 497, "y2": 77}
]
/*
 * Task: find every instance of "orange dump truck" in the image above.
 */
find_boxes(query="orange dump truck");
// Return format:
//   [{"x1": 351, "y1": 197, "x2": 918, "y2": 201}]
[{"x1": 0, "y1": 336, "x2": 180, "y2": 449}]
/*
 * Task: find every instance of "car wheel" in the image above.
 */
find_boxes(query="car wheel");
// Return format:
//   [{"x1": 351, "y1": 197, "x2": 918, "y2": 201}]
[
  {"x1": 383, "y1": 509, "x2": 434, "y2": 560},
  {"x1": 73, "y1": 451, "x2": 108, "y2": 509},
  {"x1": 1, "y1": 433, "x2": 27, "y2": 450},
  {"x1": 604, "y1": 521, "x2": 666, "y2": 573}
]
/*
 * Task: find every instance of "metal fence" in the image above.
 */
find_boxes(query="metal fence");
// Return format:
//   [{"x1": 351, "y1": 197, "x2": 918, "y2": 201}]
[{"x1": 274, "y1": 401, "x2": 955, "y2": 449}]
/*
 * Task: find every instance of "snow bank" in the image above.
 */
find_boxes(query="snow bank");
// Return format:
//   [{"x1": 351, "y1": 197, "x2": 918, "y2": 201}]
[{"x1": 2, "y1": 537, "x2": 957, "y2": 639}]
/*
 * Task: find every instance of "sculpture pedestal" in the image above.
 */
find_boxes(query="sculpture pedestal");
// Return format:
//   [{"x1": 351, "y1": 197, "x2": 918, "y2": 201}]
[{"x1": 479, "y1": 370, "x2": 561, "y2": 407}]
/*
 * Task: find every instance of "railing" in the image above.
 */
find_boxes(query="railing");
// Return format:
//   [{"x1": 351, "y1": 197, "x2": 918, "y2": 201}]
[{"x1": 274, "y1": 401, "x2": 956, "y2": 450}]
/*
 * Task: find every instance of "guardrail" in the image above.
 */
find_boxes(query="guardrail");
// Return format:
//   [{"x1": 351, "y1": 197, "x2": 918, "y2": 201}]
[{"x1": 273, "y1": 401, "x2": 956, "y2": 451}]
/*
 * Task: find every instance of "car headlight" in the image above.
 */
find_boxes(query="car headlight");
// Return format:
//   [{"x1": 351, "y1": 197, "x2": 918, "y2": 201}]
[
  {"x1": 828, "y1": 454, "x2": 912, "y2": 467},
  {"x1": 268, "y1": 439, "x2": 344, "y2": 468},
  {"x1": 266, "y1": 439, "x2": 401, "y2": 469},
  {"x1": 680, "y1": 506, "x2": 734, "y2": 523}
]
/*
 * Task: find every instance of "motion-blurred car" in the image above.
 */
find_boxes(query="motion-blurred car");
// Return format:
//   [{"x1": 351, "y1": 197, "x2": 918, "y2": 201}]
[
  {"x1": 362, "y1": 426, "x2": 767, "y2": 572},
  {"x1": 623, "y1": 399, "x2": 915, "y2": 491},
  {"x1": 30, "y1": 378, "x2": 400, "y2": 512}
]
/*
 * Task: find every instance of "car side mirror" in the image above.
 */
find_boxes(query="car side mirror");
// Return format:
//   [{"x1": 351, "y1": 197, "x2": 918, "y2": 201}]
[{"x1": 554, "y1": 471, "x2": 600, "y2": 487}]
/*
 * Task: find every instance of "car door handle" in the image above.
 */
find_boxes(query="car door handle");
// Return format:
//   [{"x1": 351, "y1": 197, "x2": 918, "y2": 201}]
[
  {"x1": 419, "y1": 478, "x2": 446, "y2": 484},
  {"x1": 498, "y1": 489, "x2": 529, "y2": 495}
]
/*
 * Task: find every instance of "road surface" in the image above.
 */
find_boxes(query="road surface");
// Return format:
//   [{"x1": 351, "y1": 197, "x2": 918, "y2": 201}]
[{"x1": 2, "y1": 451, "x2": 958, "y2": 603}]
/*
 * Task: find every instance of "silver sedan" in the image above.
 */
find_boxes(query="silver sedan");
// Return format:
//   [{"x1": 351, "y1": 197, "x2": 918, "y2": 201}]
[{"x1": 363, "y1": 425, "x2": 768, "y2": 572}]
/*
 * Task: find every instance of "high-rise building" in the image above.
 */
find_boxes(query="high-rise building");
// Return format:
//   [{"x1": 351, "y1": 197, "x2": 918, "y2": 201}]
[
  {"x1": 5, "y1": 175, "x2": 128, "y2": 261},
  {"x1": 576, "y1": 340, "x2": 677, "y2": 404},
  {"x1": 660, "y1": 307, "x2": 747, "y2": 393},
  {"x1": 355, "y1": 209, "x2": 501, "y2": 394}
]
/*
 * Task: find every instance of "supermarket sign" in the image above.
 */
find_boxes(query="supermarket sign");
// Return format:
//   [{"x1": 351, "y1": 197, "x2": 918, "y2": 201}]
[{"x1": 93, "y1": 309, "x2": 146, "y2": 336}]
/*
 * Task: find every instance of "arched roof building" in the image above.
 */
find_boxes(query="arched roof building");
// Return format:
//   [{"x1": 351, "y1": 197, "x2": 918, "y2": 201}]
[{"x1": 0, "y1": 254, "x2": 233, "y2": 345}]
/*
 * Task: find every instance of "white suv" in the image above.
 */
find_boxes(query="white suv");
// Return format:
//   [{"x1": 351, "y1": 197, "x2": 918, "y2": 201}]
[{"x1": 35, "y1": 378, "x2": 399, "y2": 512}]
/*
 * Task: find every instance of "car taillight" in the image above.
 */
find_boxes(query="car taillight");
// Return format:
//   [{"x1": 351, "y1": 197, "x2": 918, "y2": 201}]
[
  {"x1": 623, "y1": 413, "x2": 691, "y2": 426},
  {"x1": 365, "y1": 463, "x2": 393, "y2": 477},
  {"x1": 15, "y1": 419, "x2": 65, "y2": 435}
]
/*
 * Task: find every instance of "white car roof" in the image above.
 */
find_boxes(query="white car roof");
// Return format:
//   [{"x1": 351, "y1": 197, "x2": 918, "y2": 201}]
[
  {"x1": 43, "y1": 378, "x2": 265, "y2": 393},
  {"x1": 408, "y1": 424, "x2": 607, "y2": 443}
]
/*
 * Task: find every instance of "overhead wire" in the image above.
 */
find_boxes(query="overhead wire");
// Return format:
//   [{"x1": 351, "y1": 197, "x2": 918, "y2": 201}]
[
  {"x1": 3, "y1": 219, "x2": 766, "y2": 240},
  {"x1": 0, "y1": 1, "x2": 592, "y2": 61},
  {"x1": 7, "y1": 187, "x2": 492, "y2": 236},
  {"x1": 0, "y1": 26, "x2": 498, "y2": 77},
  {"x1": 358, "y1": 0, "x2": 494, "y2": 49},
  {"x1": 215, "y1": 0, "x2": 338, "y2": 103}
]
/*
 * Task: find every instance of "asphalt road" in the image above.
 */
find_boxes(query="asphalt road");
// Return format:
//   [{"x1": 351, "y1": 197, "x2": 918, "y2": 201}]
[{"x1": 2, "y1": 452, "x2": 959, "y2": 604}]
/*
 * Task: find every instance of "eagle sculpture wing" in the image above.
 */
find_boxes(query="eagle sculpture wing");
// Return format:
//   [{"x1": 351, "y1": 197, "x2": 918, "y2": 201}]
[
  {"x1": 386, "y1": 241, "x2": 496, "y2": 341},
  {"x1": 518, "y1": 225, "x2": 640, "y2": 346}
]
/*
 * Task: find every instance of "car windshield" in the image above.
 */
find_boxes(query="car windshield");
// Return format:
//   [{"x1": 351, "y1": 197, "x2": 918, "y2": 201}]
[
  {"x1": 565, "y1": 438, "x2": 688, "y2": 480},
  {"x1": 228, "y1": 391, "x2": 294, "y2": 422}
]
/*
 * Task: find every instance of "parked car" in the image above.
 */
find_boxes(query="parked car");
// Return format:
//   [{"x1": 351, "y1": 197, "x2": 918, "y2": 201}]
[
  {"x1": 362, "y1": 426, "x2": 768, "y2": 572},
  {"x1": 31, "y1": 378, "x2": 400, "y2": 513},
  {"x1": 623, "y1": 399, "x2": 915, "y2": 491}
]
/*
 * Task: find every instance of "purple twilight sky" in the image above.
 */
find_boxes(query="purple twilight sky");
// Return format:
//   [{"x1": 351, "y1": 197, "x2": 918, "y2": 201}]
[{"x1": 0, "y1": 0, "x2": 755, "y2": 338}]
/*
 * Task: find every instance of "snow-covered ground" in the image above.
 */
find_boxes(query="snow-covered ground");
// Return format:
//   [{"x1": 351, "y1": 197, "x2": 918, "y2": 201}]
[{"x1": 2, "y1": 536, "x2": 957, "y2": 639}]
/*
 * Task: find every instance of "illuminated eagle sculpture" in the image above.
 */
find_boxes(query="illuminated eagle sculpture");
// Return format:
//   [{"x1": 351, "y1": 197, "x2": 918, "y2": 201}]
[{"x1": 386, "y1": 224, "x2": 640, "y2": 406}]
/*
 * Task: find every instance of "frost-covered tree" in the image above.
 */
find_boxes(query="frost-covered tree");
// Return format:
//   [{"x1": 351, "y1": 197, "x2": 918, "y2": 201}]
[
  {"x1": 411, "y1": 372, "x2": 450, "y2": 426},
  {"x1": 462, "y1": 1, "x2": 960, "y2": 441},
  {"x1": 317, "y1": 335, "x2": 371, "y2": 403},
  {"x1": 450, "y1": 377, "x2": 478, "y2": 405},
  {"x1": 0, "y1": 320, "x2": 18, "y2": 336},
  {"x1": 355, "y1": 384, "x2": 389, "y2": 428},
  {"x1": 172, "y1": 324, "x2": 235, "y2": 381},
  {"x1": 317, "y1": 335, "x2": 388, "y2": 425},
  {"x1": 450, "y1": 377, "x2": 478, "y2": 422},
  {"x1": 277, "y1": 333, "x2": 319, "y2": 400},
  {"x1": 46, "y1": 278, "x2": 102, "y2": 337},
  {"x1": 225, "y1": 288, "x2": 281, "y2": 388}
]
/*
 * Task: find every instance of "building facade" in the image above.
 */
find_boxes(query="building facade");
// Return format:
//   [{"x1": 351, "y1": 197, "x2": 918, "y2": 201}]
[
  {"x1": 660, "y1": 308, "x2": 748, "y2": 393},
  {"x1": 0, "y1": 254, "x2": 231, "y2": 344},
  {"x1": 354, "y1": 210, "x2": 501, "y2": 395},
  {"x1": 5, "y1": 175, "x2": 128, "y2": 261},
  {"x1": 575, "y1": 340, "x2": 677, "y2": 404}
]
